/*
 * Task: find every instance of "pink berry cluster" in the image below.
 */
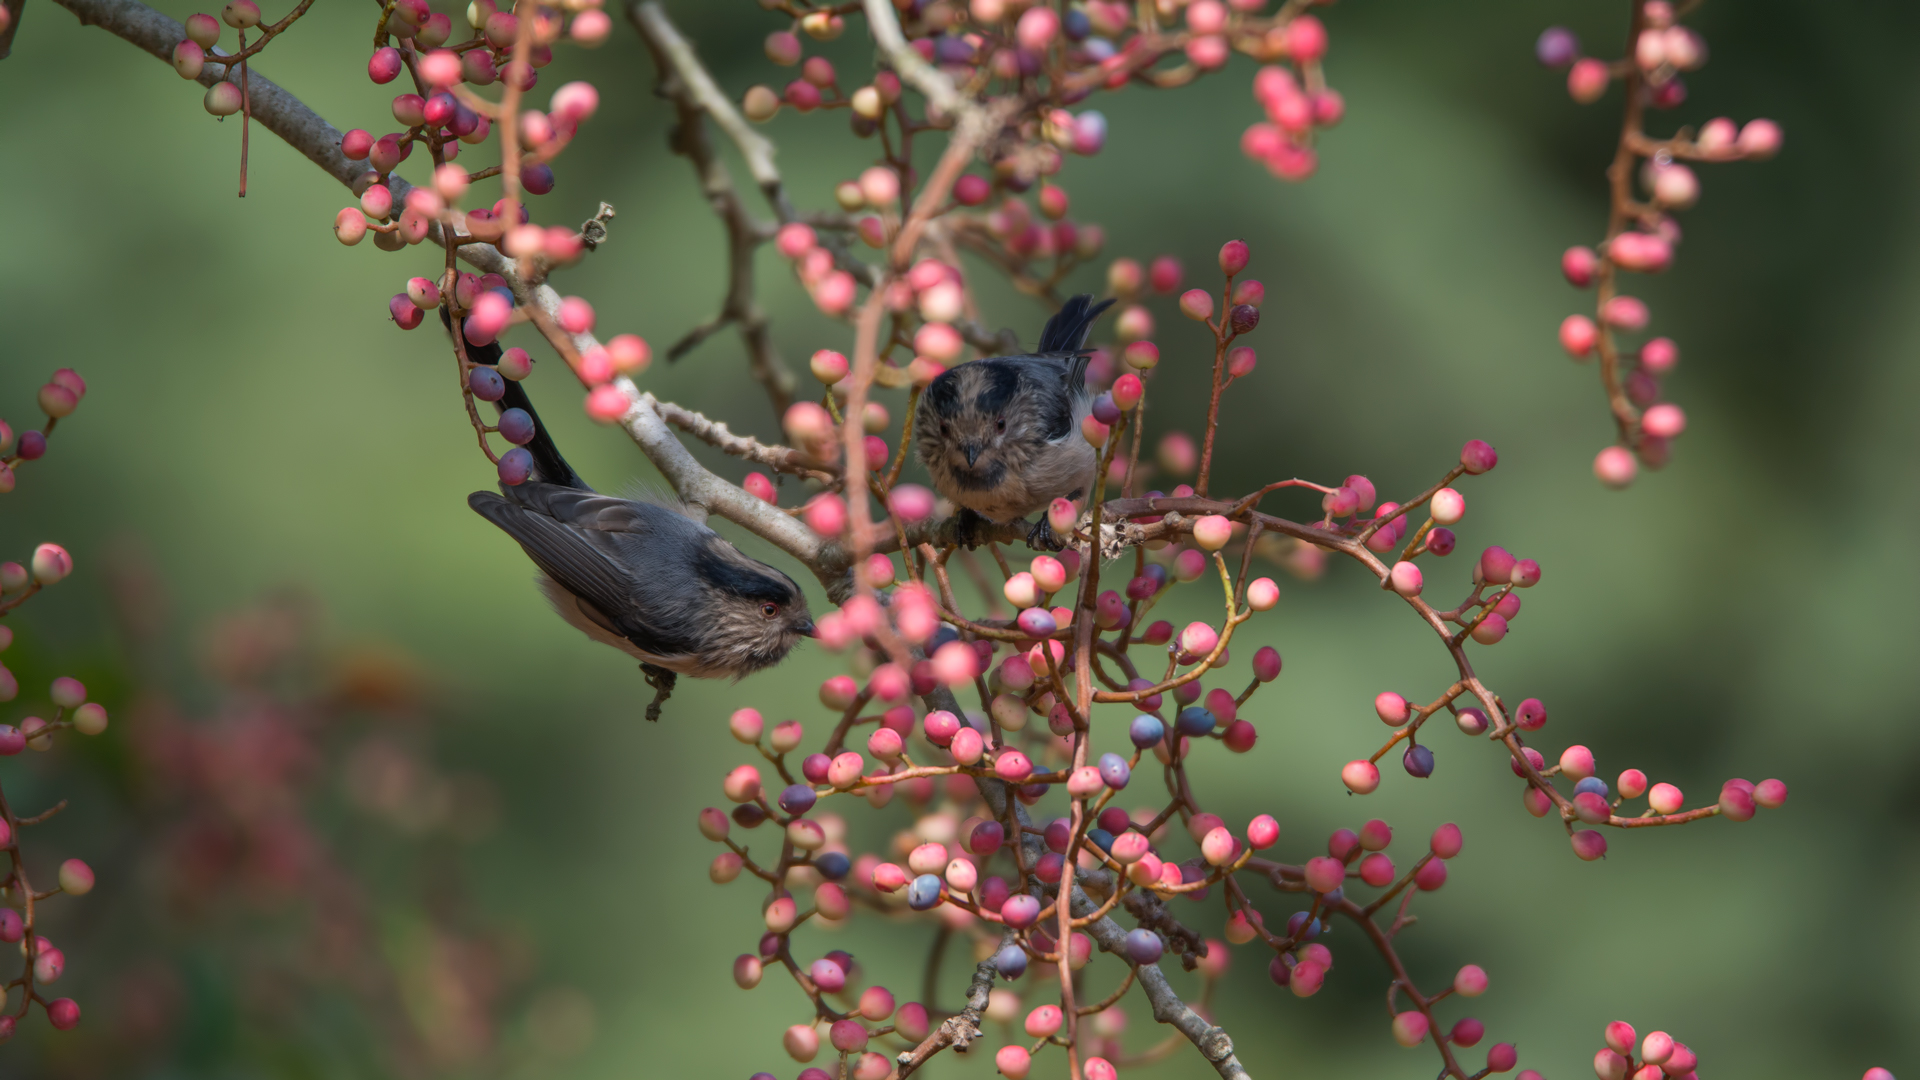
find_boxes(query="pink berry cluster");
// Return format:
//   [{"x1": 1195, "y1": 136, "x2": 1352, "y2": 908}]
[
  {"x1": 304, "y1": 2, "x2": 662, "y2": 479},
  {"x1": 1537, "y1": 2, "x2": 1782, "y2": 486},
  {"x1": 0, "y1": 383, "x2": 104, "y2": 1040},
  {"x1": 1589, "y1": 1020, "x2": 1709, "y2": 1080},
  {"x1": 674, "y1": 239, "x2": 1782, "y2": 1079},
  {"x1": 0, "y1": 369, "x2": 85, "y2": 495},
  {"x1": 744, "y1": 0, "x2": 1341, "y2": 186}
]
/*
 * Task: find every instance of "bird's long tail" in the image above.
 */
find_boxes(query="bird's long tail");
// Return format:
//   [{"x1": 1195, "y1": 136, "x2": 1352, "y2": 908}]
[
  {"x1": 1038, "y1": 293, "x2": 1117, "y2": 389},
  {"x1": 440, "y1": 306, "x2": 585, "y2": 489},
  {"x1": 1037, "y1": 293, "x2": 1117, "y2": 355}
]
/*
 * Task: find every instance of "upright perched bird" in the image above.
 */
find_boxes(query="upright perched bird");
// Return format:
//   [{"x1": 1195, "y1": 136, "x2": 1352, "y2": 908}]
[
  {"x1": 915, "y1": 294, "x2": 1115, "y2": 548},
  {"x1": 452, "y1": 313, "x2": 814, "y2": 716}
]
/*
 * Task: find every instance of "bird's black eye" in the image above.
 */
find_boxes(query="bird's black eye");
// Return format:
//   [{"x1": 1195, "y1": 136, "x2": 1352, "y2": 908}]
[
  {"x1": 995, "y1": 417, "x2": 1006, "y2": 432},
  {"x1": 761, "y1": 602, "x2": 780, "y2": 619}
]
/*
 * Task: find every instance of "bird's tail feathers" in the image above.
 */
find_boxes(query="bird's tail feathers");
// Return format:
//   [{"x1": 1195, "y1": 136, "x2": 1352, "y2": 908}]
[
  {"x1": 1037, "y1": 294, "x2": 1117, "y2": 356},
  {"x1": 439, "y1": 307, "x2": 586, "y2": 489}
]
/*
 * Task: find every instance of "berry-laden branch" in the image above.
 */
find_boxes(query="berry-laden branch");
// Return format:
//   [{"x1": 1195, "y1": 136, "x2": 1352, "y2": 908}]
[
  {"x1": 1536, "y1": 0, "x2": 1782, "y2": 489},
  {"x1": 0, "y1": 377, "x2": 108, "y2": 1040},
  {"x1": 36, "y1": 0, "x2": 1829, "y2": 1076}
]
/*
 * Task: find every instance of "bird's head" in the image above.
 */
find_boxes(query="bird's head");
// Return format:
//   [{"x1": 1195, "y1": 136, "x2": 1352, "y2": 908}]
[
  {"x1": 919, "y1": 361, "x2": 1026, "y2": 490},
  {"x1": 695, "y1": 544, "x2": 815, "y2": 674}
]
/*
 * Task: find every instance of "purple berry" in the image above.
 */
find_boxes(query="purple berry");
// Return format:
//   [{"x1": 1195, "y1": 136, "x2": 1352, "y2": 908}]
[
  {"x1": 497, "y1": 407, "x2": 535, "y2": 445},
  {"x1": 521, "y1": 162, "x2": 556, "y2": 195},
  {"x1": 906, "y1": 873, "x2": 942, "y2": 910},
  {"x1": 731, "y1": 803, "x2": 766, "y2": 828},
  {"x1": 1230, "y1": 304, "x2": 1260, "y2": 335},
  {"x1": 1098, "y1": 752, "x2": 1130, "y2": 788},
  {"x1": 779, "y1": 783, "x2": 817, "y2": 815},
  {"x1": 1403, "y1": 743, "x2": 1434, "y2": 777},
  {"x1": 16, "y1": 431, "x2": 46, "y2": 460},
  {"x1": 468, "y1": 365, "x2": 506, "y2": 402},
  {"x1": 1535, "y1": 26, "x2": 1579, "y2": 68},
  {"x1": 497, "y1": 447, "x2": 533, "y2": 485},
  {"x1": 1427, "y1": 527, "x2": 1456, "y2": 556},
  {"x1": 1124, "y1": 928, "x2": 1164, "y2": 964},
  {"x1": 802, "y1": 753, "x2": 832, "y2": 784},
  {"x1": 815, "y1": 851, "x2": 850, "y2": 880},
  {"x1": 1176, "y1": 706, "x2": 1215, "y2": 736},
  {"x1": 1091, "y1": 393, "x2": 1121, "y2": 425},
  {"x1": 1129, "y1": 713, "x2": 1165, "y2": 747},
  {"x1": 994, "y1": 944, "x2": 1028, "y2": 978}
]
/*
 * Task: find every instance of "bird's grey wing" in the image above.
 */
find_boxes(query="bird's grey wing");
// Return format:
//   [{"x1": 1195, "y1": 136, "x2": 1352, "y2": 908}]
[
  {"x1": 1002, "y1": 356, "x2": 1079, "y2": 442},
  {"x1": 468, "y1": 490, "x2": 689, "y2": 658}
]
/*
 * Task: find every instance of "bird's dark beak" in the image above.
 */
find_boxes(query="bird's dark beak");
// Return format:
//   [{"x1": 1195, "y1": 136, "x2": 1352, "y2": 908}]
[
  {"x1": 964, "y1": 442, "x2": 982, "y2": 468},
  {"x1": 794, "y1": 618, "x2": 817, "y2": 638}
]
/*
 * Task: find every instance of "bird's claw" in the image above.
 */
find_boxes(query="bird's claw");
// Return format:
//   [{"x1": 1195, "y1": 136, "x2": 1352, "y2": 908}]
[
  {"x1": 1025, "y1": 517, "x2": 1067, "y2": 552},
  {"x1": 952, "y1": 508, "x2": 987, "y2": 550},
  {"x1": 641, "y1": 663, "x2": 677, "y2": 722}
]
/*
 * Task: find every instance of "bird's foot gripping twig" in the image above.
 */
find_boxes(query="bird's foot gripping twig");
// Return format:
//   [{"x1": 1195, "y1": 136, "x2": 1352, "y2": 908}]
[
  {"x1": 640, "y1": 663, "x2": 677, "y2": 721},
  {"x1": 1025, "y1": 516, "x2": 1066, "y2": 552},
  {"x1": 952, "y1": 507, "x2": 987, "y2": 550}
]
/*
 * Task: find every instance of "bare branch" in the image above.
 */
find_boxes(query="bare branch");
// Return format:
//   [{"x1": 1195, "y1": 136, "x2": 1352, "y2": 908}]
[{"x1": 630, "y1": 0, "x2": 797, "y2": 416}]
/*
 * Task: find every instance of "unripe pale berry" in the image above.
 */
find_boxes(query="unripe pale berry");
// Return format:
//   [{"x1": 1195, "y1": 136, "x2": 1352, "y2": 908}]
[
  {"x1": 32, "y1": 544, "x2": 72, "y2": 585},
  {"x1": 57, "y1": 859, "x2": 94, "y2": 895},
  {"x1": 783, "y1": 1024, "x2": 819, "y2": 1062},
  {"x1": 1392, "y1": 1010, "x2": 1430, "y2": 1047},
  {"x1": 1390, "y1": 561, "x2": 1423, "y2": 597},
  {"x1": 205, "y1": 81, "x2": 244, "y2": 116},
  {"x1": 1454, "y1": 963, "x2": 1488, "y2": 996},
  {"x1": 1179, "y1": 288, "x2": 1215, "y2": 321},
  {"x1": 1247, "y1": 577, "x2": 1280, "y2": 611},
  {"x1": 72, "y1": 702, "x2": 108, "y2": 736},
  {"x1": 1192, "y1": 515, "x2": 1232, "y2": 551}
]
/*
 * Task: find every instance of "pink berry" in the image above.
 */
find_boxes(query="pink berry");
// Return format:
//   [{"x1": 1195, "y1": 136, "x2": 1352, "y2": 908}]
[
  {"x1": 1460, "y1": 439, "x2": 1499, "y2": 474},
  {"x1": 1391, "y1": 1010, "x2": 1430, "y2": 1047},
  {"x1": 1594, "y1": 446, "x2": 1638, "y2": 488},
  {"x1": 1430, "y1": 822, "x2": 1462, "y2": 859},
  {"x1": 1737, "y1": 118, "x2": 1782, "y2": 159},
  {"x1": 1605, "y1": 1020, "x2": 1636, "y2": 1056},
  {"x1": 1341, "y1": 759, "x2": 1380, "y2": 794},
  {"x1": 1285, "y1": 15, "x2": 1327, "y2": 61},
  {"x1": 1179, "y1": 288, "x2": 1215, "y2": 321},
  {"x1": 1570, "y1": 830, "x2": 1608, "y2": 860},
  {"x1": 1642, "y1": 403, "x2": 1686, "y2": 439},
  {"x1": 1562, "y1": 245, "x2": 1599, "y2": 287},
  {"x1": 1374, "y1": 691, "x2": 1410, "y2": 727},
  {"x1": 1640, "y1": 336, "x2": 1680, "y2": 373},
  {"x1": 1486, "y1": 1043, "x2": 1518, "y2": 1072},
  {"x1": 1601, "y1": 295, "x2": 1649, "y2": 330},
  {"x1": 1218, "y1": 239, "x2": 1250, "y2": 275},
  {"x1": 1470, "y1": 613, "x2": 1509, "y2": 645},
  {"x1": 1560, "y1": 314, "x2": 1598, "y2": 358},
  {"x1": 1718, "y1": 784, "x2": 1756, "y2": 821},
  {"x1": 1754, "y1": 777, "x2": 1788, "y2": 808},
  {"x1": 1568, "y1": 57, "x2": 1610, "y2": 103},
  {"x1": 1389, "y1": 561, "x2": 1423, "y2": 597},
  {"x1": 46, "y1": 998, "x2": 80, "y2": 1030}
]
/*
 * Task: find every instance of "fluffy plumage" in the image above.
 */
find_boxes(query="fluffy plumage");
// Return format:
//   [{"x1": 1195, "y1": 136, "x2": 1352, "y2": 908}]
[
  {"x1": 452, "y1": 311, "x2": 813, "y2": 695},
  {"x1": 915, "y1": 294, "x2": 1115, "y2": 546}
]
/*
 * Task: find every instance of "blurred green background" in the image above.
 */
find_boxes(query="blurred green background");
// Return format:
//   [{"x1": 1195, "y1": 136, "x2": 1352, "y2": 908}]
[{"x1": 2, "y1": 0, "x2": 1916, "y2": 1076}]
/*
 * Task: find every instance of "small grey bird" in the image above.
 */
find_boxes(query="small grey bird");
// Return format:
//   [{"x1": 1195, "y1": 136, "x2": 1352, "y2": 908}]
[
  {"x1": 914, "y1": 294, "x2": 1115, "y2": 548},
  {"x1": 453, "y1": 314, "x2": 813, "y2": 717}
]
